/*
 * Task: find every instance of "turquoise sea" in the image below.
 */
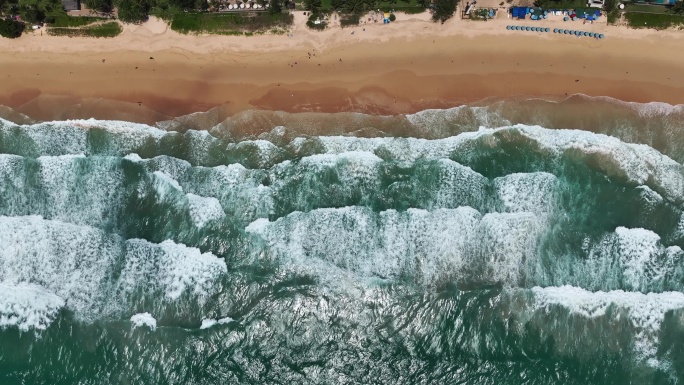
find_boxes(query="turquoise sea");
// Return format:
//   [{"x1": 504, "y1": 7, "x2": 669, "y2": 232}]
[{"x1": 1, "y1": 95, "x2": 684, "y2": 384}]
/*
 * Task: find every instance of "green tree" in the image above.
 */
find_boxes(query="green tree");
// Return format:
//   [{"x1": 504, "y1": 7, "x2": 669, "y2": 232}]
[
  {"x1": 603, "y1": 0, "x2": 616, "y2": 12},
  {"x1": 672, "y1": 0, "x2": 684, "y2": 14},
  {"x1": 431, "y1": 0, "x2": 457, "y2": 22},
  {"x1": 0, "y1": 18, "x2": 24, "y2": 37},
  {"x1": 304, "y1": 0, "x2": 321, "y2": 12},
  {"x1": 115, "y1": 0, "x2": 150, "y2": 22},
  {"x1": 83, "y1": 0, "x2": 113, "y2": 13},
  {"x1": 330, "y1": 0, "x2": 342, "y2": 9},
  {"x1": 18, "y1": 0, "x2": 62, "y2": 23},
  {"x1": 268, "y1": 0, "x2": 281, "y2": 13}
]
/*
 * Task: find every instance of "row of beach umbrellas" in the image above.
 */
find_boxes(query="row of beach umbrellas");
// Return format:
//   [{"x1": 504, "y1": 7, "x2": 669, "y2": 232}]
[
  {"x1": 506, "y1": 25, "x2": 604, "y2": 38},
  {"x1": 506, "y1": 26, "x2": 550, "y2": 32},
  {"x1": 226, "y1": 2, "x2": 267, "y2": 8},
  {"x1": 552, "y1": 28, "x2": 604, "y2": 38}
]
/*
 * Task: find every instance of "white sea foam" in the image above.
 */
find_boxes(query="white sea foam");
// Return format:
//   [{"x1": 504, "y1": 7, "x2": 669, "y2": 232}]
[
  {"x1": 0, "y1": 282, "x2": 65, "y2": 331},
  {"x1": 120, "y1": 239, "x2": 227, "y2": 302},
  {"x1": 415, "y1": 159, "x2": 490, "y2": 210},
  {"x1": 186, "y1": 194, "x2": 225, "y2": 227},
  {"x1": 307, "y1": 125, "x2": 684, "y2": 205},
  {"x1": 515, "y1": 125, "x2": 684, "y2": 204},
  {"x1": 37, "y1": 155, "x2": 127, "y2": 226},
  {"x1": 124, "y1": 153, "x2": 143, "y2": 162},
  {"x1": 582, "y1": 227, "x2": 682, "y2": 292},
  {"x1": 246, "y1": 206, "x2": 543, "y2": 287},
  {"x1": 494, "y1": 172, "x2": 558, "y2": 214},
  {"x1": 477, "y1": 212, "x2": 543, "y2": 285},
  {"x1": 200, "y1": 316, "x2": 234, "y2": 329},
  {"x1": 130, "y1": 312, "x2": 157, "y2": 331},
  {"x1": 152, "y1": 171, "x2": 183, "y2": 191},
  {"x1": 0, "y1": 216, "x2": 227, "y2": 321},
  {"x1": 532, "y1": 285, "x2": 684, "y2": 365}
]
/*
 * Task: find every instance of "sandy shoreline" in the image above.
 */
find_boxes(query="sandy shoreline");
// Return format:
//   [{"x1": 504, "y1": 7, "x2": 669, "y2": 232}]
[{"x1": 1, "y1": 12, "x2": 684, "y2": 124}]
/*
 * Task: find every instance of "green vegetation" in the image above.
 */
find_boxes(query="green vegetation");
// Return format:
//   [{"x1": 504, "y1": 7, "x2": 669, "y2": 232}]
[
  {"x1": 11, "y1": 0, "x2": 64, "y2": 23},
  {"x1": 50, "y1": 15, "x2": 107, "y2": 26},
  {"x1": 627, "y1": 3, "x2": 670, "y2": 13},
  {"x1": 116, "y1": 0, "x2": 151, "y2": 23},
  {"x1": 533, "y1": 0, "x2": 586, "y2": 10},
  {"x1": 170, "y1": 11, "x2": 293, "y2": 34},
  {"x1": 625, "y1": 11, "x2": 684, "y2": 28},
  {"x1": 673, "y1": 0, "x2": 684, "y2": 14},
  {"x1": 0, "y1": 18, "x2": 24, "y2": 38},
  {"x1": 48, "y1": 20, "x2": 122, "y2": 36},
  {"x1": 83, "y1": 0, "x2": 114, "y2": 13},
  {"x1": 431, "y1": 0, "x2": 458, "y2": 22},
  {"x1": 304, "y1": 0, "x2": 321, "y2": 12},
  {"x1": 607, "y1": 9, "x2": 620, "y2": 23},
  {"x1": 603, "y1": 0, "x2": 616, "y2": 11},
  {"x1": 306, "y1": 11, "x2": 326, "y2": 28}
]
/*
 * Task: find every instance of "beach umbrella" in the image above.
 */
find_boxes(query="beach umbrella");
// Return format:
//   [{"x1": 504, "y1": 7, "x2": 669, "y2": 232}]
[
  {"x1": 545, "y1": 27, "x2": 550, "y2": 32},
  {"x1": 599, "y1": 34, "x2": 604, "y2": 39},
  {"x1": 553, "y1": 28, "x2": 557, "y2": 33},
  {"x1": 506, "y1": 25, "x2": 510, "y2": 30},
  {"x1": 563, "y1": 16, "x2": 569, "y2": 21},
  {"x1": 583, "y1": 31, "x2": 589, "y2": 36},
  {"x1": 524, "y1": 26, "x2": 529, "y2": 31}
]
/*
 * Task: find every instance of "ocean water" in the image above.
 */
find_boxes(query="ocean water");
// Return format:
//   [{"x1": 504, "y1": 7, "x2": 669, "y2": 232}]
[{"x1": 1, "y1": 96, "x2": 684, "y2": 384}]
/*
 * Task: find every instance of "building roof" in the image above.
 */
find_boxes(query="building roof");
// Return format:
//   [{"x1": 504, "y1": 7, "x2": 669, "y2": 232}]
[{"x1": 61, "y1": 0, "x2": 80, "y2": 11}]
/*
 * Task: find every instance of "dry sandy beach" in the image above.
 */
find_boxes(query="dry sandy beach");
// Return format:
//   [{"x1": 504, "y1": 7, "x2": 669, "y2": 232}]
[{"x1": 1, "y1": 11, "x2": 684, "y2": 123}]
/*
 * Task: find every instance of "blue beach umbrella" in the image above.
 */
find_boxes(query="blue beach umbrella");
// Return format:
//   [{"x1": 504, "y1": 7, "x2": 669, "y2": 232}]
[
  {"x1": 535, "y1": 27, "x2": 541, "y2": 32},
  {"x1": 563, "y1": 29, "x2": 568, "y2": 34},
  {"x1": 588, "y1": 32, "x2": 594, "y2": 37},
  {"x1": 526, "y1": 26, "x2": 531, "y2": 31},
  {"x1": 545, "y1": 27, "x2": 550, "y2": 32},
  {"x1": 507, "y1": 25, "x2": 511, "y2": 29},
  {"x1": 599, "y1": 33, "x2": 605, "y2": 38},
  {"x1": 583, "y1": 31, "x2": 588, "y2": 36},
  {"x1": 563, "y1": 16, "x2": 569, "y2": 21}
]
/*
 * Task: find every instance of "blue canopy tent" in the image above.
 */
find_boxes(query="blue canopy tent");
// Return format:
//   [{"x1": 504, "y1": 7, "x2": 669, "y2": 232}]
[{"x1": 511, "y1": 7, "x2": 529, "y2": 19}]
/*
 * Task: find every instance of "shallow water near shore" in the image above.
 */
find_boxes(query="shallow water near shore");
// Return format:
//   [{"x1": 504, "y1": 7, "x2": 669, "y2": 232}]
[{"x1": 1, "y1": 95, "x2": 684, "y2": 384}]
